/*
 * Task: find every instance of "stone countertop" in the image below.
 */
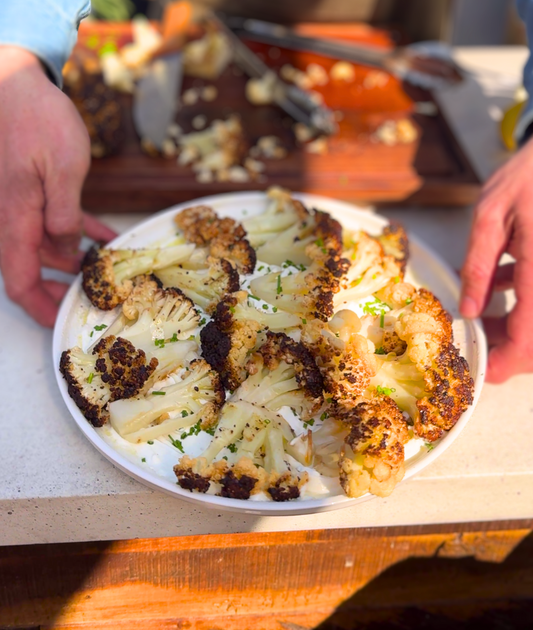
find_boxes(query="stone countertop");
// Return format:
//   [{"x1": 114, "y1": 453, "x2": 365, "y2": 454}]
[{"x1": 1, "y1": 47, "x2": 530, "y2": 546}]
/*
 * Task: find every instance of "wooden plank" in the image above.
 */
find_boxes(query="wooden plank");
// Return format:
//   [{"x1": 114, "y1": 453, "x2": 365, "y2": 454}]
[
  {"x1": 73, "y1": 22, "x2": 480, "y2": 213},
  {"x1": 0, "y1": 527, "x2": 531, "y2": 628}
]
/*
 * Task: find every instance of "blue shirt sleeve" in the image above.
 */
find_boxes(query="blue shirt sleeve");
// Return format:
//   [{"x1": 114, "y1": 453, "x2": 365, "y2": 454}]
[
  {"x1": 0, "y1": 0, "x2": 91, "y2": 88},
  {"x1": 515, "y1": 0, "x2": 533, "y2": 140}
]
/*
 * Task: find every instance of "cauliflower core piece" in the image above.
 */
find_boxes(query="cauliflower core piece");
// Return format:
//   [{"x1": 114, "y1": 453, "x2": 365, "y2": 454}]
[
  {"x1": 109, "y1": 359, "x2": 225, "y2": 442},
  {"x1": 154, "y1": 257, "x2": 240, "y2": 313}
]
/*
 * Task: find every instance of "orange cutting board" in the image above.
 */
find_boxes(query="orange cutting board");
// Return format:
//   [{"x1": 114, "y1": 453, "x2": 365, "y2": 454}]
[{"x1": 76, "y1": 21, "x2": 480, "y2": 212}]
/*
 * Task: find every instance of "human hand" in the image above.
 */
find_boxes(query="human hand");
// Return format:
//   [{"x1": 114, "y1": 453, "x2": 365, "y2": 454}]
[
  {"x1": 460, "y1": 136, "x2": 533, "y2": 383},
  {"x1": 0, "y1": 46, "x2": 117, "y2": 327}
]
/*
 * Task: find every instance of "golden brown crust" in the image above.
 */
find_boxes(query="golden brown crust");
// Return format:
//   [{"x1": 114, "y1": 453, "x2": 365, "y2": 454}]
[
  {"x1": 415, "y1": 343, "x2": 474, "y2": 442},
  {"x1": 81, "y1": 246, "x2": 133, "y2": 310},
  {"x1": 174, "y1": 205, "x2": 255, "y2": 274},
  {"x1": 336, "y1": 394, "x2": 409, "y2": 498}
]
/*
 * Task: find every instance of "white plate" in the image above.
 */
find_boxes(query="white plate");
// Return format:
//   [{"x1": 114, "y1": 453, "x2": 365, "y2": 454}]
[{"x1": 53, "y1": 191, "x2": 487, "y2": 516}]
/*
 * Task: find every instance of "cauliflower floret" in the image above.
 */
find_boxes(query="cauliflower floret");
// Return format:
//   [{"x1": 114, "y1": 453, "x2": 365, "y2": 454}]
[
  {"x1": 377, "y1": 223, "x2": 409, "y2": 274},
  {"x1": 154, "y1": 257, "x2": 240, "y2": 312},
  {"x1": 369, "y1": 288, "x2": 474, "y2": 441},
  {"x1": 200, "y1": 292, "x2": 301, "y2": 390},
  {"x1": 81, "y1": 243, "x2": 195, "y2": 310},
  {"x1": 105, "y1": 275, "x2": 201, "y2": 351},
  {"x1": 335, "y1": 231, "x2": 403, "y2": 307},
  {"x1": 59, "y1": 336, "x2": 158, "y2": 427},
  {"x1": 174, "y1": 205, "x2": 256, "y2": 274},
  {"x1": 108, "y1": 358, "x2": 225, "y2": 442},
  {"x1": 200, "y1": 318, "x2": 260, "y2": 391},
  {"x1": 174, "y1": 400, "x2": 307, "y2": 501},
  {"x1": 254, "y1": 207, "x2": 344, "y2": 268},
  {"x1": 394, "y1": 288, "x2": 454, "y2": 370},
  {"x1": 250, "y1": 242, "x2": 349, "y2": 322},
  {"x1": 302, "y1": 314, "x2": 377, "y2": 410},
  {"x1": 242, "y1": 186, "x2": 309, "y2": 248},
  {"x1": 336, "y1": 393, "x2": 410, "y2": 498},
  {"x1": 236, "y1": 332, "x2": 324, "y2": 420}
]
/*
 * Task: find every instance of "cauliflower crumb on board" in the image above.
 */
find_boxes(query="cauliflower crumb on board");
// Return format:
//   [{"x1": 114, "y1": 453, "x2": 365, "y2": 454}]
[{"x1": 60, "y1": 187, "x2": 475, "y2": 504}]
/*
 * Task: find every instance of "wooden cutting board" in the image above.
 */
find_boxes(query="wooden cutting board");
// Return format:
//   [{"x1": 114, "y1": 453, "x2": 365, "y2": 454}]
[{"x1": 76, "y1": 21, "x2": 480, "y2": 213}]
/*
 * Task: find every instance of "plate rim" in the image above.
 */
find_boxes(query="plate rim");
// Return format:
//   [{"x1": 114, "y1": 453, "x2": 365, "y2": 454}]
[{"x1": 53, "y1": 190, "x2": 487, "y2": 516}]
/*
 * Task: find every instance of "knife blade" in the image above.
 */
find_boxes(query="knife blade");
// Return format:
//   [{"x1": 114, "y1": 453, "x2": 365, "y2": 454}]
[
  {"x1": 133, "y1": 52, "x2": 183, "y2": 150},
  {"x1": 133, "y1": 1, "x2": 192, "y2": 150}
]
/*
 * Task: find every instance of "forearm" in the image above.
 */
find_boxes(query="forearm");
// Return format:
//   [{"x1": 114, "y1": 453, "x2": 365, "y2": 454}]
[{"x1": 0, "y1": 0, "x2": 90, "y2": 88}]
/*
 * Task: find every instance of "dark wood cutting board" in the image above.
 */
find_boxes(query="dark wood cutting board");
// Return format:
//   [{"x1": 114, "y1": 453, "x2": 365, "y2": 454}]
[{"x1": 76, "y1": 21, "x2": 480, "y2": 213}]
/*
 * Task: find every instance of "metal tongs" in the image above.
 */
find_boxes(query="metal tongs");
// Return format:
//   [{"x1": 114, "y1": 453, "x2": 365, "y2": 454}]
[
  {"x1": 225, "y1": 16, "x2": 463, "y2": 91},
  {"x1": 214, "y1": 14, "x2": 338, "y2": 136}
]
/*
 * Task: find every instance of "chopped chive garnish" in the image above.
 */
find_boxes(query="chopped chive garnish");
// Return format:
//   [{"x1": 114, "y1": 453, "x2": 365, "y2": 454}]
[
  {"x1": 199, "y1": 318, "x2": 206, "y2": 325},
  {"x1": 405, "y1": 298, "x2": 413, "y2": 305},
  {"x1": 141, "y1": 457, "x2": 146, "y2": 463},
  {"x1": 154, "y1": 338, "x2": 165, "y2": 348},
  {"x1": 375, "y1": 347, "x2": 386, "y2": 355},
  {"x1": 188, "y1": 334, "x2": 195, "y2": 340},
  {"x1": 94, "y1": 324, "x2": 108, "y2": 331},
  {"x1": 380, "y1": 312, "x2": 385, "y2": 328},
  {"x1": 89, "y1": 330, "x2": 94, "y2": 338},
  {"x1": 258, "y1": 266, "x2": 264, "y2": 271},
  {"x1": 301, "y1": 318, "x2": 307, "y2": 324},
  {"x1": 87, "y1": 372, "x2": 94, "y2": 384},
  {"x1": 168, "y1": 435, "x2": 184, "y2": 452},
  {"x1": 426, "y1": 443, "x2": 435, "y2": 452},
  {"x1": 376, "y1": 385, "x2": 396, "y2": 396},
  {"x1": 276, "y1": 275, "x2": 282, "y2": 294},
  {"x1": 320, "y1": 412, "x2": 328, "y2": 420},
  {"x1": 152, "y1": 391, "x2": 166, "y2": 396},
  {"x1": 394, "y1": 276, "x2": 400, "y2": 284},
  {"x1": 248, "y1": 294, "x2": 260, "y2": 300},
  {"x1": 273, "y1": 306, "x2": 278, "y2": 312},
  {"x1": 181, "y1": 410, "x2": 189, "y2": 417},
  {"x1": 227, "y1": 443, "x2": 237, "y2": 453},
  {"x1": 147, "y1": 440, "x2": 154, "y2": 445},
  {"x1": 169, "y1": 333, "x2": 178, "y2": 343},
  {"x1": 229, "y1": 306, "x2": 236, "y2": 313},
  {"x1": 262, "y1": 304, "x2": 269, "y2": 310}
]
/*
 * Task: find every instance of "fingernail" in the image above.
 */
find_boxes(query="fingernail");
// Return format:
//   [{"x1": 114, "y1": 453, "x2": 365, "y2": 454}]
[{"x1": 460, "y1": 295, "x2": 478, "y2": 318}]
